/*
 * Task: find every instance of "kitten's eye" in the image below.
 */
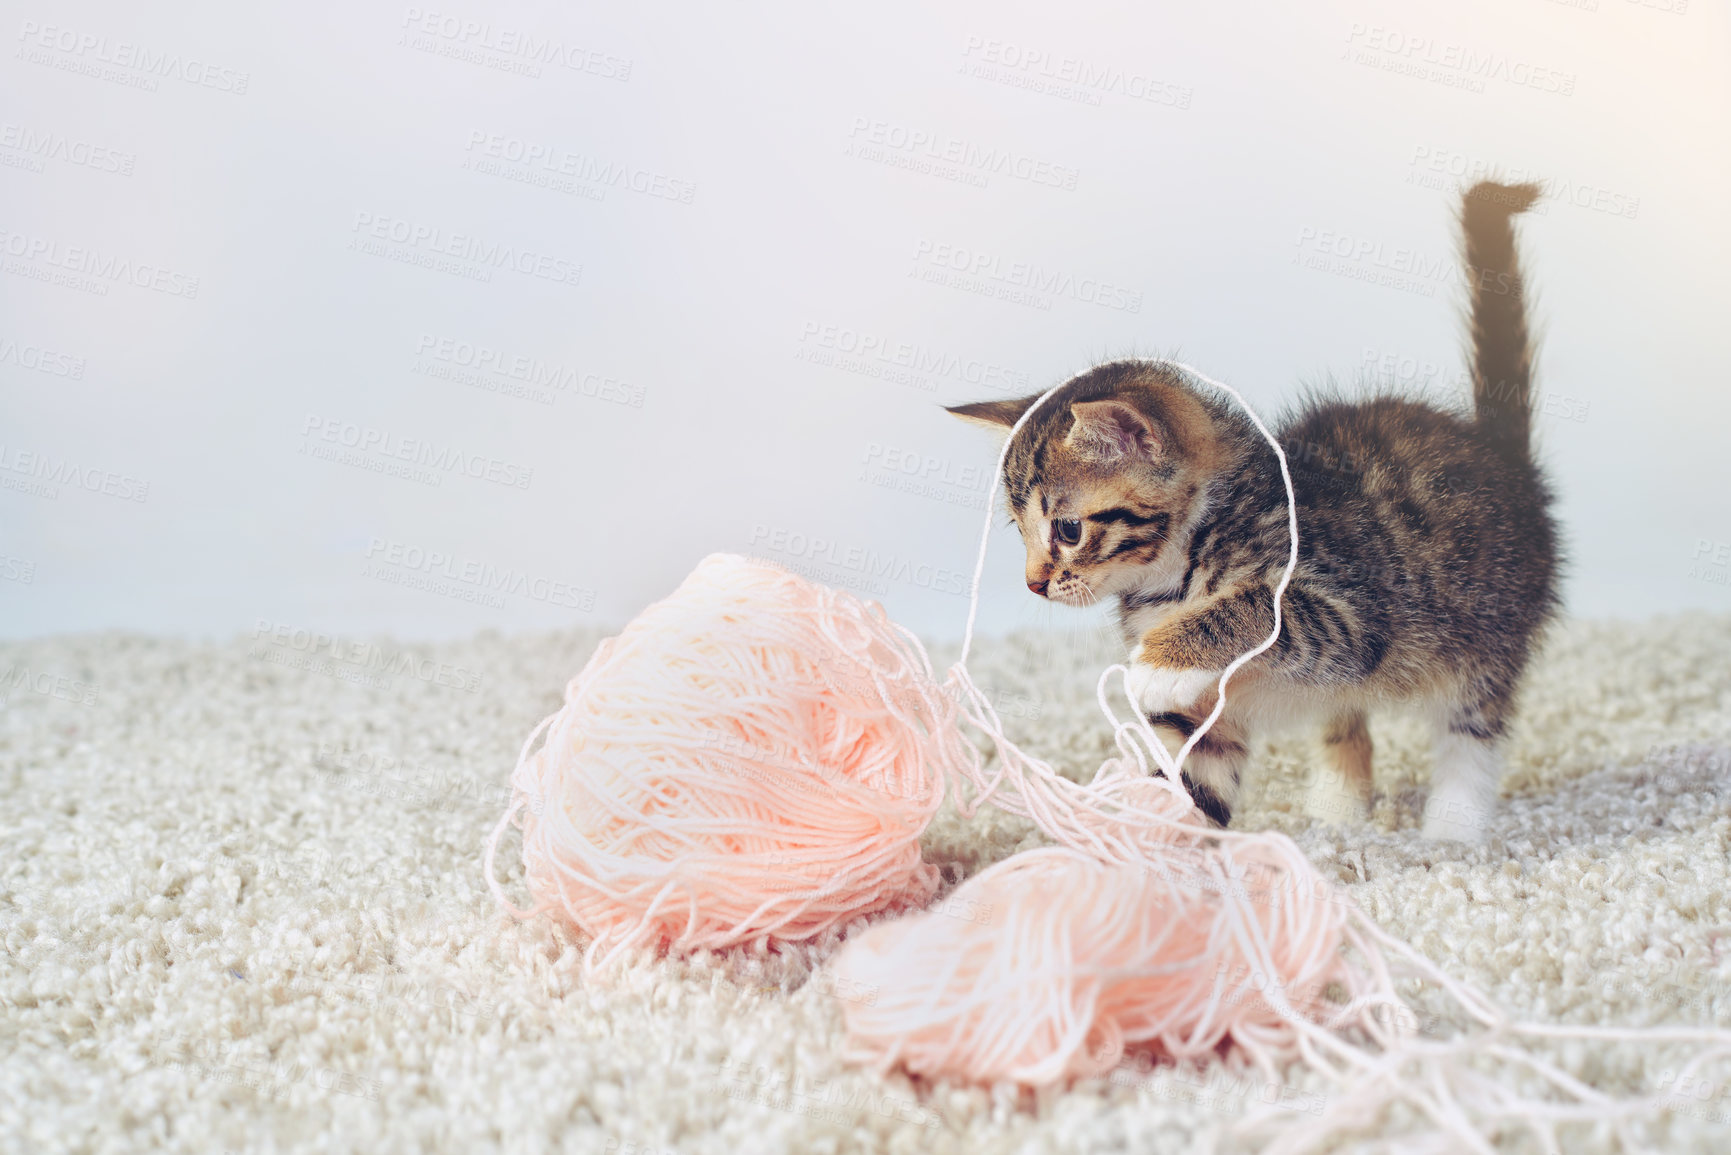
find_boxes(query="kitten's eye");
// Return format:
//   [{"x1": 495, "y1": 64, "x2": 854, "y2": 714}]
[{"x1": 1053, "y1": 518, "x2": 1082, "y2": 546}]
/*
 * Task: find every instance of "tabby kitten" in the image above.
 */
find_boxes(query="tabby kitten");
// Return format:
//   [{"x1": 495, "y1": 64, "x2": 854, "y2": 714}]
[{"x1": 947, "y1": 181, "x2": 1559, "y2": 841}]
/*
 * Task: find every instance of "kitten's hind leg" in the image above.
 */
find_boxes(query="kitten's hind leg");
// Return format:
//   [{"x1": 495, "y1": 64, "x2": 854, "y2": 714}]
[
  {"x1": 1147, "y1": 711, "x2": 1250, "y2": 828},
  {"x1": 1423, "y1": 697, "x2": 1508, "y2": 842},
  {"x1": 1306, "y1": 708, "x2": 1373, "y2": 826}
]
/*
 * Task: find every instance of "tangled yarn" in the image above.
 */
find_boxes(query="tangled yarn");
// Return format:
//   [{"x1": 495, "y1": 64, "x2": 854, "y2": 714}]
[
  {"x1": 482, "y1": 553, "x2": 953, "y2": 971},
  {"x1": 485, "y1": 364, "x2": 1731, "y2": 1152}
]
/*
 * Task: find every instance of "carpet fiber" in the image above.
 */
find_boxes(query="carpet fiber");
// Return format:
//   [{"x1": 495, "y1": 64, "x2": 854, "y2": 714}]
[{"x1": 4, "y1": 612, "x2": 1731, "y2": 1153}]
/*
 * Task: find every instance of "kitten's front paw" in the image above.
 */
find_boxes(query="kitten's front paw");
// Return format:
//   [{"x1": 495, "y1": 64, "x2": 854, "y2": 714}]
[
  {"x1": 1420, "y1": 791, "x2": 1494, "y2": 843},
  {"x1": 1421, "y1": 736, "x2": 1500, "y2": 843},
  {"x1": 1125, "y1": 661, "x2": 1218, "y2": 716}
]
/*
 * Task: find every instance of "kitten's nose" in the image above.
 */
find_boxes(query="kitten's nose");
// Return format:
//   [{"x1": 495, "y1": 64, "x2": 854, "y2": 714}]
[{"x1": 1027, "y1": 579, "x2": 1049, "y2": 596}]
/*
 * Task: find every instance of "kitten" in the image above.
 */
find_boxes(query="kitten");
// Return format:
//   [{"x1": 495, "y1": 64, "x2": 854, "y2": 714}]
[{"x1": 946, "y1": 181, "x2": 1559, "y2": 842}]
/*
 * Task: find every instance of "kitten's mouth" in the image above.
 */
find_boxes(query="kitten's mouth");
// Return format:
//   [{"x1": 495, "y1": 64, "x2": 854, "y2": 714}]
[{"x1": 1046, "y1": 579, "x2": 1095, "y2": 607}]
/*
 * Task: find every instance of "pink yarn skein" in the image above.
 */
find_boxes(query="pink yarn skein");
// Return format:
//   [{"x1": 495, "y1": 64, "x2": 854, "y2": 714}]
[
  {"x1": 483, "y1": 552, "x2": 959, "y2": 971},
  {"x1": 832, "y1": 845, "x2": 1368, "y2": 1088}
]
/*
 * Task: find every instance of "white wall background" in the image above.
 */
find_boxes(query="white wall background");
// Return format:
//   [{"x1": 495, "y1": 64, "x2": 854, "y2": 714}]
[{"x1": 3, "y1": 0, "x2": 1728, "y2": 644}]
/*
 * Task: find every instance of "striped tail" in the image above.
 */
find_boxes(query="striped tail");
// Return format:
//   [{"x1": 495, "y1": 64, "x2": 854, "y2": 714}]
[{"x1": 1461, "y1": 181, "x2": 1541, "y2": 459}]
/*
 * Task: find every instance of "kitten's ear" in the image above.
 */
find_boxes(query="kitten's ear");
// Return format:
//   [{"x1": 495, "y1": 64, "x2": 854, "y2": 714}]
[
  {"x1": 944, "y1": 395, "x2": 1041, "y2": 430},
  {"x1": 1066, "y1": 400, "x2": 1162, "y2": 461}
]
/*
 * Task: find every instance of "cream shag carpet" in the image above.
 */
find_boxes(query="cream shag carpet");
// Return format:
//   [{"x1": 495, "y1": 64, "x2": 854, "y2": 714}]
[{"x1": 4, "y1": 613, "x2": 1731, "y2": 1154}]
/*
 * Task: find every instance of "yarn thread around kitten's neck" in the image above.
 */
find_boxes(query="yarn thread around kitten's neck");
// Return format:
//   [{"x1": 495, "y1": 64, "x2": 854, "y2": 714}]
[{"x1": 953, "y1": 361, "x2": 1299, "y2": 781}]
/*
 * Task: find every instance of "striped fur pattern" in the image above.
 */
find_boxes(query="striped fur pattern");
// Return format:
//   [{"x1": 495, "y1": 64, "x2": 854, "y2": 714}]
[{"x1": 947, "y1": 182, "x2": 1559, "y2": 840}]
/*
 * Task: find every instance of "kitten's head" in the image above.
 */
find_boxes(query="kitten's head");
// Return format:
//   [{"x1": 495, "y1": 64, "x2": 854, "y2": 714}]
[{"x1": 946, "y1": 361, "x2": 1229, "y2": 606}]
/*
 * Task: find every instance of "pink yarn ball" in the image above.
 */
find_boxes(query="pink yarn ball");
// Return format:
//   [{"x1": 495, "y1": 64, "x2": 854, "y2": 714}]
[
  {"x1": 487, "y1": 554, "x2": 952, "y2": 967},
  {"x1": 832, "y1": 845, "x2": 1358, "y2": 1087}
]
